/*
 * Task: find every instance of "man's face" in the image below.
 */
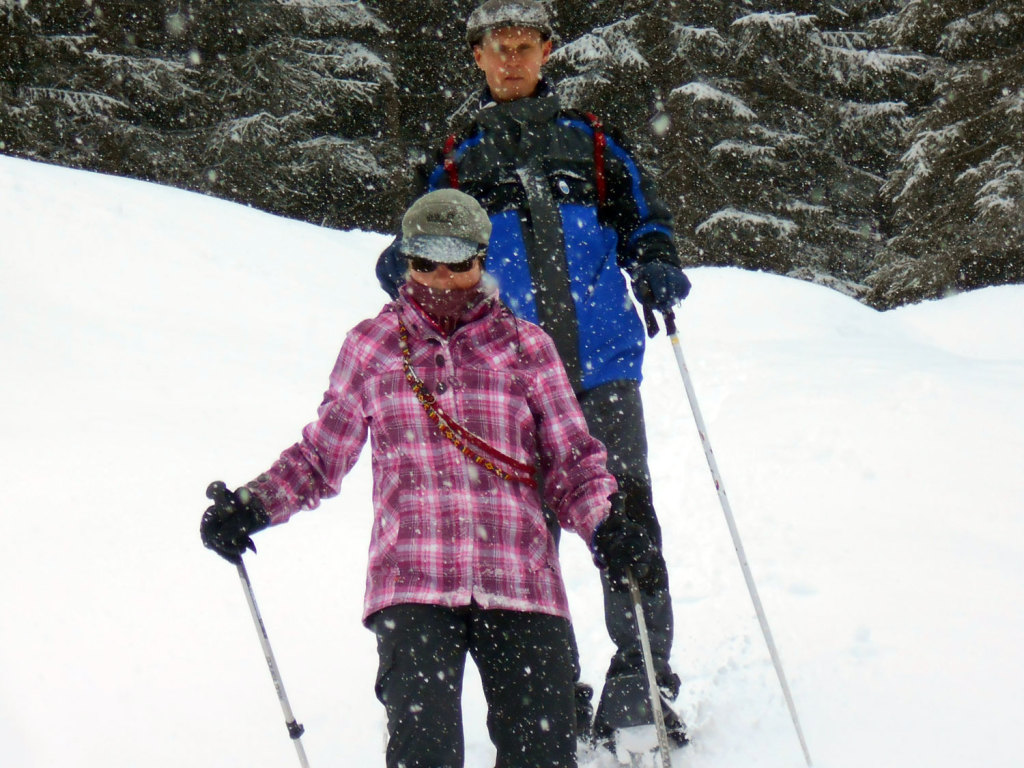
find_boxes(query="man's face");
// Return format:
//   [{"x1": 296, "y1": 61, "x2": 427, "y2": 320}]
[{"x1": 473, "y1": 26, "x2": 552, "y2": 102}]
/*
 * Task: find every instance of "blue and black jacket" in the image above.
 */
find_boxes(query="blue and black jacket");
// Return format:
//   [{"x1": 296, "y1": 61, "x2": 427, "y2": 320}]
[{"x1": 376, "y1": 83, "x2": 681, "y2": 394}]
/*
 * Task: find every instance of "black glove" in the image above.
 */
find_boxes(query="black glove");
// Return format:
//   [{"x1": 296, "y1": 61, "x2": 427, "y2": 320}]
[
  {"x1": 631, "y1": 261, "x2": 691, "y2": 311},
  {"x1": 200, "y1": 481, "x2": 270, "y2": 564},
  {"x1": 592, "y1": 505, "x2": 666, "y2": 593}
]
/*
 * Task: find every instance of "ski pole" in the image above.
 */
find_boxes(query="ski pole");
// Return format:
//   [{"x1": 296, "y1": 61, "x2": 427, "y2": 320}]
[
  {"x1": 626, "y1": 569, "x2": 673, "y2": 768},
  {"x1": 236, "y1": 559, "x2": 311, "y2": 768},
  {"x1": 661, "y1": 309, "x2": 814, "y2": 767}
]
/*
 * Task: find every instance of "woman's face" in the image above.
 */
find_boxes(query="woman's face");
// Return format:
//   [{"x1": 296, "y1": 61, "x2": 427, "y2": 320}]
[{"x1": 407, "y1": 257, "x2": 483, "y2": 291}]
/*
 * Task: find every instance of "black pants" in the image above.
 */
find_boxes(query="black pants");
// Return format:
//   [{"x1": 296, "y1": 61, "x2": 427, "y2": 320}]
[
  {"x1": 370, "y1": 603, "x2": 578, "y2": 768},
  {"x1": 576, "y1": 380, "x2": 677, "y2": 733}
]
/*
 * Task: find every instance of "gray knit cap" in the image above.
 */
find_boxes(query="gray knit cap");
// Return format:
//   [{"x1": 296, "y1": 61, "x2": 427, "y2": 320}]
[
  {"x1": 400, "y1": 189, "x2": 492, "y2": 264},
  {"x1": 466, "y1": 0, "x2": 554, "y2": 47}
]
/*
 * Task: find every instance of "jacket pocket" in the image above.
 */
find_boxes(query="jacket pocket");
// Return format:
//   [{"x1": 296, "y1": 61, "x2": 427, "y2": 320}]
[{"x1": 547, "y1": 167, "x2": 596, "y2": 205}]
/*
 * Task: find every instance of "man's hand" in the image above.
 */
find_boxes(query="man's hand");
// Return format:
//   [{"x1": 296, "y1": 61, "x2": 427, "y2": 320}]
[{"x1": 631, "y1": 261, "x2": 691, "y2": 311}]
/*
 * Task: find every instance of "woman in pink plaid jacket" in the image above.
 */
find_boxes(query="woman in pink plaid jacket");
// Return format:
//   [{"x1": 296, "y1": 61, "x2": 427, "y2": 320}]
[{"x1": 201, "y1": 190, "x2": 663, "y2": 768}]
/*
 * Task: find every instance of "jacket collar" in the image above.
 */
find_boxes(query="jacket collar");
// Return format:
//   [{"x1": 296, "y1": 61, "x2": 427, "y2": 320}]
[{"x1": 475, "y1": 80, "x2": 560, "y2": 129}]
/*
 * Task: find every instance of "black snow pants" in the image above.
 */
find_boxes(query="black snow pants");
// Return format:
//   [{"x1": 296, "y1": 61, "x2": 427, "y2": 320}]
[
  {"x1": 370, "y1": 603, "x2": 578, "y2": 768},
  {"x1": 576, "y1": 380, "x2": 677, "y2": 736}
]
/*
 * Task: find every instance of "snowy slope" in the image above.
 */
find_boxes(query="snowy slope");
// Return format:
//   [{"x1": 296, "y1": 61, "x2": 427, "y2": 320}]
[{"x1": 2, "y1": 154, "x2": 1022, "y2": 768}]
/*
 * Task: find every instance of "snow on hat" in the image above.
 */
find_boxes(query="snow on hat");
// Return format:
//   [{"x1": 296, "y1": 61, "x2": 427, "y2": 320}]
[
  {"x1": 400, "y1": 189, "x2": 492, "y2": 264},
  {"x1": 466, "y1": 0, "x2": 554, "y2": 47}
]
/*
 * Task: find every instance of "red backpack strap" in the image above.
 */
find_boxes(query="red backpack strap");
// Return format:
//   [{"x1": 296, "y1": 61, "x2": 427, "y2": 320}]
[
  {"x1": 443, "y1": 133, "x2": 460, "y2": 189},
  {"x1": 584, "y1": 112, "x2": 607, "y2": 208}
]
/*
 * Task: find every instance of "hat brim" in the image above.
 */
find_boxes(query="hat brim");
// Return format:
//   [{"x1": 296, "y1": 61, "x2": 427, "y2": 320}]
[{"x1": 401, "y1": 235, "x2": 481, "y2": 264}]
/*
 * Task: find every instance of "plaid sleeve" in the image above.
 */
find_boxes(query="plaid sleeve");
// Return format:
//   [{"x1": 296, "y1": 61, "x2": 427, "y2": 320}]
[
  {"x1": 247, "y1": 327, "x2": 373, "y2": 525},
  {"x1": 525, "y1": 330, "x2": 616, "y2": 545}
]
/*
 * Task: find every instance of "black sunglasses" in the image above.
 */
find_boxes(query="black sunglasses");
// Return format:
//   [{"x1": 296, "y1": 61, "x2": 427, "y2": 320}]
[{"x1": 408, "y1": 250, "x2": 485, "y2": 274}]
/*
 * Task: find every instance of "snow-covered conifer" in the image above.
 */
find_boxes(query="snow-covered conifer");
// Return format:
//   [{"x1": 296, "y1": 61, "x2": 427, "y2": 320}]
[{"x1": 867, "y1": 1, "x2": 1023, "y2": 307}]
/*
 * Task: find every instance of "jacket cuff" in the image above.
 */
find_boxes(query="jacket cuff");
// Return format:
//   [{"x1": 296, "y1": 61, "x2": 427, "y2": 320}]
[
  {"x1": 634, "y1": 234, "x2": 680, "y2": 267},
  {"x1": 244, "y1": 478, "x2": 287, "y2": 526}
]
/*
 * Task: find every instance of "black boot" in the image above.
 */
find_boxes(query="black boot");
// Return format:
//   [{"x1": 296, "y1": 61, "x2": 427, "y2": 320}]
[
  {"x1": 593, "y1": 672, "x2": 689, "y2": 752},
  {"x1": 658, "y1": 672, "x2": 688, "y2": 747},
  {"x1": 575, "y1": 682, "x2": 594, "y2": 742},
  {"x1": 662, "y1": 701, "x2": 689, "y2": 748}
]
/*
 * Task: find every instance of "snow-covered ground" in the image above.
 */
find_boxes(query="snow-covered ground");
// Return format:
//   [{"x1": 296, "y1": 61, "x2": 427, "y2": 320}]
[{"x1": 2, "y1": 154, "x2": 1022, "y2": 768}]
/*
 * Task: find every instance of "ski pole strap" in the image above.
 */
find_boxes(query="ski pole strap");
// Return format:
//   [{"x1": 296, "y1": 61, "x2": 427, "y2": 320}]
[
  {"x1": 584, "y1": 112, "x2": 607, "y2": 208},
  {"x1": 443, "y1": 133, "x2": 460, "y2": 189},
  {"x1": 663, "y1": 309, "x2": 677, "y2": 336},
  {"x1": 397, "y1": 317, "x2": 539, "y2": 489},
  {"x1": 643, "y1": 305, "x2": 660, "y2": 338}
]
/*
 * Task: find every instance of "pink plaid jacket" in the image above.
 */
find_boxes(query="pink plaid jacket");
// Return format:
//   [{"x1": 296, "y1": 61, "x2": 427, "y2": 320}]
[{"x1": 248, "y1": 289, "x2": 615, "y2": 623}]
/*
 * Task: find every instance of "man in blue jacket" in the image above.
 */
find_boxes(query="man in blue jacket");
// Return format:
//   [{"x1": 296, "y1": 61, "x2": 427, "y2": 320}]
[{"x1": 376, "y1": 0, "x2": 692, "y2": 750}]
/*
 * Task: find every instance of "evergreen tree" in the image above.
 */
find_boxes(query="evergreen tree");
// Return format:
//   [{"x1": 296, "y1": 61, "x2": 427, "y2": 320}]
[
  {"x1": 865, "y1": 0, "x2": 1024, "y2": 307},
  {"x1": 1, "y1": 0, "x2": 396, "y2": 229},
  {"x1": 191, "y1": 1, "x2": 396, "y2": 227},
  {"x1": 0, "y1": 0, "x2": 40, "y2": 153},
  {"x1": 3, "y1": 0, "x2": 1020, "y2": 305},
  {"x1": 547, "y1": 0, "x2": 931, "y2": 297},
  {"x1": 5, "y1": 1, "x2": 202, "y2": 181},
  {"x1": 364, "y1": 1, "x2": 478, "y2": 162}
]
